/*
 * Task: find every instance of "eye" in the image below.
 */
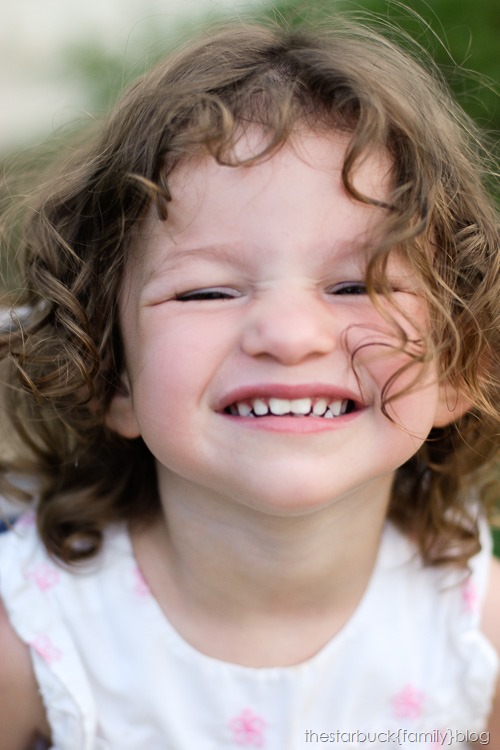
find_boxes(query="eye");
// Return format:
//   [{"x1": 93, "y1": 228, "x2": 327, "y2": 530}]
[
  {"x1": 174, "y1": 287, "x2": 240, "y2": 301},
  {"x1": 328, "y1": 282, "x2": 368, "y2": 296}
]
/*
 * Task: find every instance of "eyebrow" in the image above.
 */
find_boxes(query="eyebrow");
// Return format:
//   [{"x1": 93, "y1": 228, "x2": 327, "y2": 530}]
[
  {"x1": 139, "y1": 243, "x2": 245, "y2": 290},
  {"x1": 138, "y1": 236, "x2": 372, "y2": 291}
]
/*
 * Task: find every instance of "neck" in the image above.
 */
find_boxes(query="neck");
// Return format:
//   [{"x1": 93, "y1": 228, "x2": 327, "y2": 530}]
[{"x1": 131, "y1": 472, "x2": 392, "y2": 667}]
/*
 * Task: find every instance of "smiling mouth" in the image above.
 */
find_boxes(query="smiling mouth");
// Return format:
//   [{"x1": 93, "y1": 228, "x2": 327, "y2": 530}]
[{"x1": 224, "y1": 396, "x2": 357, "y2": 419}]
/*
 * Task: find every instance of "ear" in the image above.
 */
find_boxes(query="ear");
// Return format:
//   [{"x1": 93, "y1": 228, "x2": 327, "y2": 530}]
[
  {"x1": 105, "y1": 372, "x2": 141, "y2": 439},
  {"x1": 433, "y1": 381, "x2": 472, "y2": 428}
]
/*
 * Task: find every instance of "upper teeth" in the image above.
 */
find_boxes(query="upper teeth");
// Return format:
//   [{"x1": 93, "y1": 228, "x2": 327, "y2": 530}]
[{"x1": 230, "y1": 397, "x2": 350, "y2": 417}]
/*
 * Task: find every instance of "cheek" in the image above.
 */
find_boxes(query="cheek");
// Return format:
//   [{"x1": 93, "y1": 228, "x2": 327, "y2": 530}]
[
  {"x1": 345, "y1": 301, "x2": 438, "y2": 416},
  {"x1": 130, "y1": 315, "x2": 231, "y2": 416}
]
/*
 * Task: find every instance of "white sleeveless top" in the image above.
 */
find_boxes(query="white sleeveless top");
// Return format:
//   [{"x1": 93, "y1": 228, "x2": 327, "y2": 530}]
[{"x1": 0, "y1": 514, "x2": 497, "y2": 750}]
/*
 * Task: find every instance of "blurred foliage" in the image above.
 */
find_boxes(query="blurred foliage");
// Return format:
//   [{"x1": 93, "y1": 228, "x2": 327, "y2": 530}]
[
  {"x1": 61, "y1": 0, "x2": 499, "y2": 132},
  {"x1": 494, "y1": 529, "x2": 500, "y2": 558},
  {"x1": 261, "y1": 0, "x2": 499, "y2": 132}
]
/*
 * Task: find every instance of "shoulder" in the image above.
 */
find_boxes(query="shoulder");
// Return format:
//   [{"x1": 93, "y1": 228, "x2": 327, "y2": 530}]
[
  {"x1": 482, "y1": 555, "x2": 500, "y2": 649},
  {"x1": 482, "y1": 556, "x2": 500, "y2": 741},
  {"x1": 0, "y1": 596, "x2": 51, "y2": 750}
]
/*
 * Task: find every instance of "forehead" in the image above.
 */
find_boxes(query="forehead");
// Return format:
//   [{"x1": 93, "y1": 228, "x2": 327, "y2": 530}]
[
  {"x1": 128, "y1": 128, "x2": 393, "y2": 284},
  {"x1": 168, "y1": 128, "x2": 391, "y2": 219}
]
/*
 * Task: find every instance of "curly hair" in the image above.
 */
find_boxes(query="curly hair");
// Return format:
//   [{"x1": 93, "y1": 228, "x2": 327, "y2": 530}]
[{"x1": 0, "y1": 18, "x2": 498, "y2": 565}]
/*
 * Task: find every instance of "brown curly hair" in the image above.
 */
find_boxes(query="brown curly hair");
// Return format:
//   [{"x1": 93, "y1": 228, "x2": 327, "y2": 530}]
[{"x1": 0, "y1": 18, "x2": 498, "y2": 565}]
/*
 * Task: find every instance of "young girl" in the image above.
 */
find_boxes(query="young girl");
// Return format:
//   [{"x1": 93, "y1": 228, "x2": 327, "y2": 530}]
[{"x1": 0, "y1": 17, "x2": 499, "y2": 750}]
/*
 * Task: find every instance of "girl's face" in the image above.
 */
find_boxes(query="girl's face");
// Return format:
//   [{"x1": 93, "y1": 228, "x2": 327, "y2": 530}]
[{"x1": 108, "y1": 130, "x2": 459, "y2": 515}]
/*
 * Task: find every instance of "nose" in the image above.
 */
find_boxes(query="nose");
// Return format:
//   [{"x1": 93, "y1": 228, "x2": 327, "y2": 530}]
[{"x1": 240, "y1": 288, "x2": 337, "y2": 365}]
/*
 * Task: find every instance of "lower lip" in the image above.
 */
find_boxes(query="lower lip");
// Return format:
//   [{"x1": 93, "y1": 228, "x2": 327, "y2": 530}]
[{"x1": 219, "y1": 410, "x2": 363, "y2": 433}]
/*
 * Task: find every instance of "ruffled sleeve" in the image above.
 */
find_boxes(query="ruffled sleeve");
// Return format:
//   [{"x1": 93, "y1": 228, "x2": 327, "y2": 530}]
[
  {"x1": 448, "y1": 518, "x2": 499, "y2": 729},
  {"x1": 0, "y1": 516, "x2": 100, "y2": 750}
]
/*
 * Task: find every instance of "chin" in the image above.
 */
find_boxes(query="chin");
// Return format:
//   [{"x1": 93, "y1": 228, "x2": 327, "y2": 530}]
[{"x1": 233, "y1": 480, "x2": 343, "y2": 517}]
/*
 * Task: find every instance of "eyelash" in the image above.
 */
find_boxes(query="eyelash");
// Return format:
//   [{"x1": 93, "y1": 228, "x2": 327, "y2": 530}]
[
  {"x1": 174, "y1": 283, "x2": 370, "y2": 301},
  {"x1": 174, "y1": 288, "x2": 239, "y2": 301},
  {"x1": 329, "y1": 283, "x2": 367, "y2": 296}
]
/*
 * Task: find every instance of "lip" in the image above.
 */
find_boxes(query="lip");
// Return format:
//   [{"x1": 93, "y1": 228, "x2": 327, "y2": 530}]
[
  {"x1": 218, "y1": 410, "x2": 363, "y2": 433},
  {"x1": 214, "y1": 382, "x2": 364, "y2": 413}
]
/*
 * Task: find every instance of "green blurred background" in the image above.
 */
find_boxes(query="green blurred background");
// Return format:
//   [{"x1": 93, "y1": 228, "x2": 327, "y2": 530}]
[
  {"x1": 2, "y1": 0, "x2": 497, "y2": 153},
  {"x1": 70, "y1": 0, "x2": 499, "y2": 135}
]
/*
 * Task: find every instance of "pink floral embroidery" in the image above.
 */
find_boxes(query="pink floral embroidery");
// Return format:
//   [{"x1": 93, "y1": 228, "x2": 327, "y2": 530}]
[
  {"x1": 133, "y1": 566, "x2": 151, "y2": 597},
  {"x1": 461, "y1": 579, "x2": 478, "y2": 613},
  {"x1": 30, "y1": 635, "x2": 62, "y2": 664},
  {"x1": 229, "y1": 708, "x2": 267, "y2": 747},
  {"x1": 15, "y1": 512, "x2": 36, "y2": 529},
  {"x1": 392, "y1": 684, "x2": 425, "y2": 719},
  {"x1": 25, "y1": 562, "x2": 60, "y2": 592}
]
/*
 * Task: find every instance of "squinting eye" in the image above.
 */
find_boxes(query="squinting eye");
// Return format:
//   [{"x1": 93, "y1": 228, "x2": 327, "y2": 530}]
[
  {"x1": 329, "y1": 282, "x2": 367, "y2": 295},
  {"x1": 175, "y1": 287, "x2": 239, "y2": 301}
]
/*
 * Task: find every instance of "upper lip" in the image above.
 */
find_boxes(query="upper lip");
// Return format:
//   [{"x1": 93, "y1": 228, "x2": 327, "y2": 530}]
[{"x1": 215, "y1": 383, "x2": 363, "y2": 412}]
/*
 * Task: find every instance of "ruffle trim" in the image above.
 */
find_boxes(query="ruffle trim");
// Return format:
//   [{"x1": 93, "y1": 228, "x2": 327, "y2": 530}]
[{"x1": 0, "y1": 519, "x2": 98, "y2": 750}]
